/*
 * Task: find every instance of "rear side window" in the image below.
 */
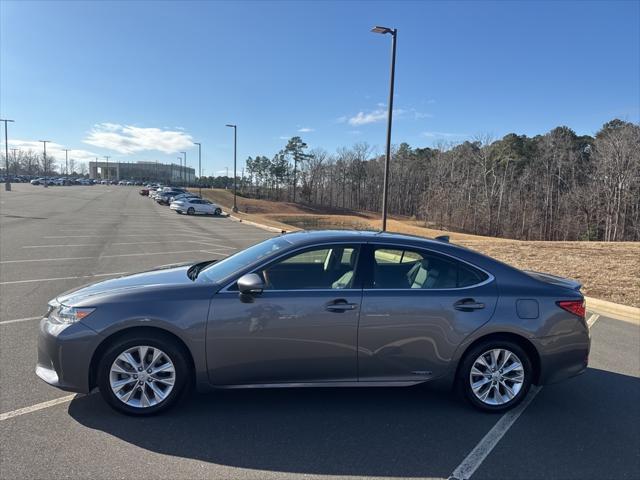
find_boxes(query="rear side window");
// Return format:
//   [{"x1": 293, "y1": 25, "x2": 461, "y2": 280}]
[{"x1": 372, "y1": 246, "x2": 488, "y2": 289}]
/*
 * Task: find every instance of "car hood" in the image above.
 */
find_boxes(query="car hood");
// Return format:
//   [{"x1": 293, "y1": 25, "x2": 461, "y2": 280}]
[{"x1": 56, "y1": 262, "x2": 198, "y2": 305}]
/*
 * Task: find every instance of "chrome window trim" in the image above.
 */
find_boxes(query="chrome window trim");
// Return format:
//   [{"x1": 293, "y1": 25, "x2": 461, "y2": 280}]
[
  {"x1": 218, "y1": 239, "x2": 494, "y2": 294},
  {"x1": 219, "y1": 241, "x2": 364, "y2": 293},
  {"x1": 369, "y1": 242, "x2": 495, "y2": 291}
]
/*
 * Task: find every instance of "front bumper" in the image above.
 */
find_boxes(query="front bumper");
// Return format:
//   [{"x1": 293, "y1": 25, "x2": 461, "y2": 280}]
[{"x1": 36, "y1": 317, "x2": 101, "y2": 393}]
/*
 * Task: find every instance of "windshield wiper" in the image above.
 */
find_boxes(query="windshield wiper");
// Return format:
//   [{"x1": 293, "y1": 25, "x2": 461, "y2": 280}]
[{"x1": 187, "y1": 259, "x2": 218, "y2": 280}]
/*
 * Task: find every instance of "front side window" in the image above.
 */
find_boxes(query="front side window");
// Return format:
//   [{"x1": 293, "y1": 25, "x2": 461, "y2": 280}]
[
  {"x1": 258, "y1": 245, "x2": 360, "y2": 290},
  {"x1": 372, "y1": 247, "x2": 488, "y2": 289}
]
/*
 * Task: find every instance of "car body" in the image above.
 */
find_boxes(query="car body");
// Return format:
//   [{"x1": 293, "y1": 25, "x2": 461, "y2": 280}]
[
  {"x1": 170, "y1": 197, "x2": 222, "y2": 215},
  {"x1": 156, "y1": 190, "x2": 185, "y2": 205},
  {"x1": 139, "y1": 188, "x2": 149, "y2": 196},
  {"x1": 36, "y1": 230, "x2": 590, "y2": 415},
  {"x1": 169, "y1": 192, "x2": 199, "y2": 203}
]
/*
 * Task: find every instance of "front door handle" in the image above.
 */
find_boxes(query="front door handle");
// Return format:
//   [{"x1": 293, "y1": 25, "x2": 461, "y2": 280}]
[
  {"x1": 454, "y1": 298, "x2": 485, "y2": 311},
  {"x1": 325, "y1": 299, "x2": 358, "y2": 312}
]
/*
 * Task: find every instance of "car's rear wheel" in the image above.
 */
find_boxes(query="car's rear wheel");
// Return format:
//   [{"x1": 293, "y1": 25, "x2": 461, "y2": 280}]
[
  {"x1": 458, "y1": 339, "x2": 532, "y2": 412},
  {"x1": 187, "y1": 207, "x2": 195, "y2": 215},
  {"x1": 97, "y1": 332, "x2": 190, "y2": 415},
  {"x1": 214, "y1": 208, "x2": 222, "y2": 216}
]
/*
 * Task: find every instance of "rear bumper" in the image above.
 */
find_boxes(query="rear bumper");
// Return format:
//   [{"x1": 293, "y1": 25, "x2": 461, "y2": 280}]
[{"x1": 533, "y1": 322, "x2": 591, "y2": 385}]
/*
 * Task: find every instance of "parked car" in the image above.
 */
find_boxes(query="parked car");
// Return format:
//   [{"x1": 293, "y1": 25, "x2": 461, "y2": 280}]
[
  {"x1": 139, "y1": 188, "x2": 149, "y2": 196},
  {"x1": 170, "y1": 197, "x2": 222, "y2": 215},
  {"x1": 36, "y1": 230, "x2": 590, "y2": 416},
  {"x1": 156, "y1": 190, "x2": 185, "y2": 205},
  {"x1": 169, "y1": 192, "x2": 199, "y2": 203}
]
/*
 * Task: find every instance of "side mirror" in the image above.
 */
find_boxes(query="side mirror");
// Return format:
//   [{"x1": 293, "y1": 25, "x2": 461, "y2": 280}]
[{"x1": 237, "y1": 273, "x2": 264, "y2": 295}]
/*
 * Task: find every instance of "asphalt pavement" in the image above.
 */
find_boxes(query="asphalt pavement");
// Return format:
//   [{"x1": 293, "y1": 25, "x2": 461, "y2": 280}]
[{"x1": 0, "y1": 184, "x2": 638, "y2": 480}]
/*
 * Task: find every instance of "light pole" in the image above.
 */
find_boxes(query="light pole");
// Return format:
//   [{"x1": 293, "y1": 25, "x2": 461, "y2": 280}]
[
  {"x1": 371, "y1": 25, "x2": 397, "y2": 232},
  {"x1": 104, "y1": 156, "x2": 110, "y2": 183},
  {"x1": 63, "y1": 149, "x2": 70, "y2": 178},
  {"x1": 225, "y1": 124, "x2": 238, "y2": 212},
  {"x1": 11, "y1": 148, "x2": 19, "y2": 177},
  {"x1": 180, "y1": 151, "x2": 187, "y2": 187},
  {"x1": 1, "y1": 118, "x2": 14, "y2": 191},
  {"x1": 39, "y1": 140, "x2": 50, "y2": 188},
  {"x1": 194, "y1": 142, "x2": 202, "y2": 197}
]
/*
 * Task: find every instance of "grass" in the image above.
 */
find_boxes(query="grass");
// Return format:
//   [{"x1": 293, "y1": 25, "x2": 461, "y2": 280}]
[{"x1": 196, "y1": 188, "x2": 640, "y2": 307}]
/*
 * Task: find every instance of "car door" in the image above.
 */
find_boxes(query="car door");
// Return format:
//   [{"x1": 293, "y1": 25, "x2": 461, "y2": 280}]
[
  {"x1": 206, "y1": 244, "x2": 363, "y2": 386},
  {"x1": 358, "y1": 244, "x2": 497, "y2": 382}
]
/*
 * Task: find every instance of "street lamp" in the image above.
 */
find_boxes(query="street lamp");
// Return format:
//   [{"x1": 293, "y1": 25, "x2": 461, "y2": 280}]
[
  {"x1": 1, "y1": 118, "x2": 14, "y2": 191},
  {"x1": 11, "y1": 148, "x2": 19, "y2": 177},
  {"x1": 225, "y1": 124, "x2": 238, "y2": 212},
  {"x1": 371, "y1": 25, "x2": 397, "y2": 232},
  {"x1": 194, "y1": 142, "x2": 202, "y2": 197},
  {"x1": 39, "y1": 140, "x2": 50, "y2": 188},
  {"x1": 63, "y1": 149, "x2": 70, "y2": 178},
  {"x1": 104, "y1": 156, "x2": 110, "y2": 183}
]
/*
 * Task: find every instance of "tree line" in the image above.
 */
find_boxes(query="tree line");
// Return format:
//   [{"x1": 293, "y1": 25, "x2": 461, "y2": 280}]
[{"x1": 242, "y1": 119, "x2": 640, "y2": 241}]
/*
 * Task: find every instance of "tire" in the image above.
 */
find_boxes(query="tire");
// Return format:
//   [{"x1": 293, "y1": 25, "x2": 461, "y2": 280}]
[
  {"x1": 97, "y1": 331, "x2": 191, "y2": 416},
  {"x1": 187, "y1": 207, "x2": 195, "y2": 215},
  {"x1": 214, "y1": 208, "x2": 222, "y2": 216},
  {"x1": 458, "y1": 339, "x2": 532, "y2": 413}
]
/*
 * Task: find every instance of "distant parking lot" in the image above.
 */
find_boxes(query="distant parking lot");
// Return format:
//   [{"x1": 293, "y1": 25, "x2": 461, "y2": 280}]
[{"x1": 0, "y1": 184, "x2": 638, "y2": 480}]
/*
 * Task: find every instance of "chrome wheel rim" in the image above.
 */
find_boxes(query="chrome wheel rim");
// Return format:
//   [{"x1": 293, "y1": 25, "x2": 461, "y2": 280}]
[
  {"x1": 470, "y1": 348, "x2": 524, "y2": 406},
  {"x1": 109, "y1": 345, "x2": 176, "y2": 408}
]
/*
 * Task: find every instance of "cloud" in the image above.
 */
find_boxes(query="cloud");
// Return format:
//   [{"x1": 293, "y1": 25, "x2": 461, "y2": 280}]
[
  {"x1": 84, "y1": 123, "x2": 194, "y2": 154},
  {"x1": 279, "y1": 136, "x2": 290, "y2": 140},
  {"x1": 422, "y1": 131, "x2": 468, "y2": 139},
  {"x1": 348, "y1": 109, "x2": 388, "y2": 126},
  {"x1": 8, "y1": 139, "x2": 99, "y2": 163},
  {"x1": 346, "y1": 108, "x2": 416, "y2": 126},
  {"x1": 297, "y1": 127, "x2": 314, "y2": 133}
]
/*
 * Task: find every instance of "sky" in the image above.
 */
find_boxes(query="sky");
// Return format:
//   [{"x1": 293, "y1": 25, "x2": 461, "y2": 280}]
[{"x1": 1, "y1": 0, "x2": 639, "y2": 176}]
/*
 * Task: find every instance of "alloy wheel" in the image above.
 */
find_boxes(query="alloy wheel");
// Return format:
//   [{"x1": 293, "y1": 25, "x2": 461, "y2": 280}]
[
  {"x1": 469, "y1": 348, "x2": 524, "y2": 406},
  {"x1": 109, "y1": 345, "x2": 176, "y2": 408}
]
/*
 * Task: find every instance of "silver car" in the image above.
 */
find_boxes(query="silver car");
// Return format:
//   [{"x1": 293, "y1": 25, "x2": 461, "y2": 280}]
[
  {"x1": 36, "y1": 230, "x2": 590, "y2": 415},
  {"x1": 170, "y1": 198, "x2": 222, "y2": 215}
]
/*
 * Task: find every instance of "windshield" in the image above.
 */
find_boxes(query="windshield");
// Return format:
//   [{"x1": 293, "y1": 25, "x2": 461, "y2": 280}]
[{"x1": 198, "y1": 236, "x2": 292, "y2": 283}]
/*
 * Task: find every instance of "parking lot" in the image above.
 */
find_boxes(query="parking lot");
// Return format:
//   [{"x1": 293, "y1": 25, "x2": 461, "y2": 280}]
[{"x1": 0, "y1": 184, "x2": 638, "y2": 480}]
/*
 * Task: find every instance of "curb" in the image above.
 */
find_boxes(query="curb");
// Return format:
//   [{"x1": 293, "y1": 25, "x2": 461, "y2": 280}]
[
  {"x1": 225, "y1": 213, "x2": 289, "y2": 234},
  {"x1": 585, "y1": 297, "x2": 640, "y2": 324}
]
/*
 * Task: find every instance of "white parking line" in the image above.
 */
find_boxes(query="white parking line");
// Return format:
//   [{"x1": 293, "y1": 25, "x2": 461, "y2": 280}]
[
  {"x1": 22, "y1": 240, "x2": 231, "y2": 248},
  {"x1": 0, "y1": 271, "x2": 129, "y2": 285},
  {"x1": 448, "y1": 386, "x2": 542, "y2": 480},
  {"x1": 0, "y1": 249, "x2": 214, "y2": 264},
  {"x1": 43, "y1": 234, "x2": 215, "y2": 239},
  {"x1": 0, "y1": 394, "x2": 82, "y2": 421},
  {"x1": 0, "y1": 316, "x2": 41, "y2": 325},
  {"x1": 449, "y1": 312, "x2": 600, "y2": 479}
]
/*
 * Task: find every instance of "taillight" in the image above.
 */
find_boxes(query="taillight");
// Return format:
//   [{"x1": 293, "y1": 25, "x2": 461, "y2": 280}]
[{"x1": 557, "y1": 300, "x2": 585, "y2": 319}]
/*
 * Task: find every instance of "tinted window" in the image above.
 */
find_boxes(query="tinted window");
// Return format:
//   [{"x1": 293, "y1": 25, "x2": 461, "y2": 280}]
[
  {"x1": 372, "y1": 247, "x2": 487, "y2": 289},
  {"x1": 259, "y1": 245, "x2": 360, "y2": 290}
]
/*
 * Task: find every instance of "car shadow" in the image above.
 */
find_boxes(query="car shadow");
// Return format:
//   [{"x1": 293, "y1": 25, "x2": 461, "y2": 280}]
[{"x1": 67, "y1": 368, "x2": 639, "y2": 478}]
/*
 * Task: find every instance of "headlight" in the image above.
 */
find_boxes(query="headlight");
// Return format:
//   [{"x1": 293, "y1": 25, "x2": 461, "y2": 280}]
[{"x1": 48, "y1": 303, "x2": 95, "y2": 325}]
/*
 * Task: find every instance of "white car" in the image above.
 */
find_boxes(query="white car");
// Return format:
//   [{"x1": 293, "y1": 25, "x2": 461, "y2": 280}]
[{"x1": 170, "y1": 198, "x2": 223, "y2": 216}]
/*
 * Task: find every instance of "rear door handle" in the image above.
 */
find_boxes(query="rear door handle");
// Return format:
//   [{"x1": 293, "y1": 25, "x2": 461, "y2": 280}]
[
  {"x1": 454, "y1": 299, "x2": 485, "y2": 311},
  {"x1": 325, "y1": 299, "x2": 358, "y2": 312}
]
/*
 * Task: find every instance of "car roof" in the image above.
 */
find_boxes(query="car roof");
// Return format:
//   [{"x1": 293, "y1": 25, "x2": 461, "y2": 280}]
[{"x1": 281, "y1": 229, "x2": 449, "y2": 247}]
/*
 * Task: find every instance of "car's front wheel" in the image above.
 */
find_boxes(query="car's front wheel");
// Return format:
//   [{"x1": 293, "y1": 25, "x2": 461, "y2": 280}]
[
  {"x1": 214, "y1": 208, "x2": 222, "y2": 216},
  {"x1": 97, "y1": 332, "x2": 191, "y2": 415},
  {"x1": 458, "y1": 339, "x2": 532, "y2": 412}
]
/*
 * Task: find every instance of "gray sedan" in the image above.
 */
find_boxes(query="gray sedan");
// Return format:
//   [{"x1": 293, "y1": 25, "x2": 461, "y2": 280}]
[{"x1": 36, "y1": 230, "x2": 590, "y2": 415}]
